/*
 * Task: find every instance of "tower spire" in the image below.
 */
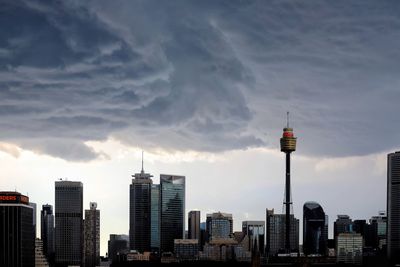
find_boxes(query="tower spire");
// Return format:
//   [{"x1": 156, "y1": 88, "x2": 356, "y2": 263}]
[{"x1": 141, "y1": 150, "x2": 144, "y2": 173}]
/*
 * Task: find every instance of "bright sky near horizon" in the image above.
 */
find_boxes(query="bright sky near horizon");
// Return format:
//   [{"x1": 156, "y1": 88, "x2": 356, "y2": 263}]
[{"x1": 1, "y1": 0, "x2": 399, "y2": 255}]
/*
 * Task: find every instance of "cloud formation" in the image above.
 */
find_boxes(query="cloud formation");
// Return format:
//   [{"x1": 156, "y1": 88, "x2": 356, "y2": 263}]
[{"x1": 1, "y1": 0, "x2": 400, "y2": 160}]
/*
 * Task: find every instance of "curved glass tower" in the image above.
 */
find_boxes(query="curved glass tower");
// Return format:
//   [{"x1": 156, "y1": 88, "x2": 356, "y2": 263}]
[{"x1": 303, "y1": 201, "x2": 326, "y2": 255}]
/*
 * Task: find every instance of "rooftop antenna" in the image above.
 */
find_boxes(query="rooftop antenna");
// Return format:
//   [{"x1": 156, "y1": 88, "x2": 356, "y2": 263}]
[
  {"x1": 141, "y1": 150, "x2": 144, "y2": 173},
  {"x1": 287, "y1": 111, "x2": 290, "y2": 128}
]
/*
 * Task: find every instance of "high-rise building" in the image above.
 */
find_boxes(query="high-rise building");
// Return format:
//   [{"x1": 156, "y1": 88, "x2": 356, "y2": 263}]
[
  {"x1": 303, "y1": 202, "x2": 327, "y2": 255},
  {"x1": 0, "y1": 191, "x2": 35, "y2": 267},
  {"x1": 188, "y1": 210, "x2": 201, "y2": 240},
  {"x1": 336, "y1": 233, "x2": 363, "y2": 265},
  {"x1": 41, "y1": 204, "x2": 54, "y2": 262},
  {"x1": 242, "y1": 221, "x2": 265, "y2": 253},
  {"x1": 369, "y1": 212, "x2": 387, "y2": 250},
  {"x1": 266, "y1": 208, "x2": 299, "y2": 255},
  {"x1": 160, "y1": 174, "x2": 185, "y2": 252},
  {"x1": 334, "y1": 215, "x2": 353, "y2": 244},
  {"x1": 55, "y1": 180, "x2": 83, "y2": 266},
  {"x1": 206, "y1": 212, "x2": 233, "y2": 241},
  {"x1": 129, "y1": 157, "x2": 153, "y2": 252},
  {"x1": 35, "y1": 239, "x2": 50, "y2": 267},
  {"x1": 29, "y1": 202, "x2": 37, "y2": 238},
  {"x1": 280, "y1": 112, "x2": 297, "y2": 253},
  {"x1": 388, "y1": 151, "x2": 400, "y2": 263},
  {"x1": 151, "y1": 184, "x2": 160, "y2": 253},
  {"x1": 84, "y1": 202, "x2": 100, "y2": 267},
  {"x1": 108, "y1": 234, "x2": 129, "y2": 263}
]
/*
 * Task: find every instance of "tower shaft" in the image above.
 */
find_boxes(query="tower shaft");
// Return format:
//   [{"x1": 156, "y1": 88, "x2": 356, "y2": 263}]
[{"x1": 285, "y1": 152, "x2": 291, "y2": 252}]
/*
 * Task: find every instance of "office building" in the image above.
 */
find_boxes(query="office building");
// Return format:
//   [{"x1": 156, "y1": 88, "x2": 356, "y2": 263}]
[
  {"x1": 388, "y1": 151, "x2": 400, "y2": 263},
  {"x1": 303, "y1": 202, "x2": 327, "y2": 255},
  {"x1": 41, "y1": 204, "x2": 54, "y2": 261},
  {"x1": 0, "y1": 191, "x2": 35, "y2": 267},
  {"x1": 334, "y1": 215, "x2": 353, "y2": 243},
  {"x1": 206, "y1": 212, "x2": 233, "y2": 241},
  {"x1": 266, "y1": 208, "x2": 299, "y2": 255},
  {"x1": 280, "y1": 113, "x2": 297, "y2": 253},
  {"x1": 35, "y1": 239, "x2": 50, "y2": 267},
  {"x1": 129, "y1": 159, "x2": 153, "y2": 252},
  {"x1": 29, "y1": 202, "x2": 37, "y2": 238},
  {"x1": 336, "y1": 233, "x2": 363, "y2": 265},
  {"x1": 108, "y1": 234, "x2": 129, "y2": 263},
  {"x1": 151, "y1": 184, "x2": 160, "y2": 252},
  {"x1": 84, "y1": 202, "x2": 100, "y2": 267},
  {"x1": 160, "y1": 174, "x2": 185, "y2": 252},
  {"x1": 174, "y1": 239, "x2": 199, "y2": 260},
  {"x1": 369, "y1": 212, "x2": 387, "y2": 249},
  {"x1": 188, "y1": 210, "x2": 201, "y2": 240},
  {"x1": 55, "y1": 180, "x2": 83, "y2": 266},
  {"x1": 242, "y1": 221, "x2": 265, "y2": 253}
]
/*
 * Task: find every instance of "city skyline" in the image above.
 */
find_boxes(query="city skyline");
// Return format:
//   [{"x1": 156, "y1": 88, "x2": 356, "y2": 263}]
[{"x1": 0, "y1": 0, "x2": 398, "y2": 257}]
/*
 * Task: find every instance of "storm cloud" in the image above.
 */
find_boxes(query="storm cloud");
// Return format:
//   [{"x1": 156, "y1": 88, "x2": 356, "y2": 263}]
[{"x1": 1, "y1": 0, "x2": 400, "y2": 160}]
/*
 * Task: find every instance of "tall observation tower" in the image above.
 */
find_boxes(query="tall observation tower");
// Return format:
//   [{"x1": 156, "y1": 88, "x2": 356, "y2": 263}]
[{"x1": 280, "y1": 112, "x2": 297, "y2": 252}]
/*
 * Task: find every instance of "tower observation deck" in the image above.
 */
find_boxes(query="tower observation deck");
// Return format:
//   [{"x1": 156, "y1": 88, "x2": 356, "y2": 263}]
[{"x1": 280, "y1": 112, "x2": 297, "y2": 253}]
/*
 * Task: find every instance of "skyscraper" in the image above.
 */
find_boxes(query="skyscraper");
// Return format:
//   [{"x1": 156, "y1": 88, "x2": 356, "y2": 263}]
[
  {"x1": 41, "y1": 204, "x2": 54, "y2": 262},
  {"x1": 387, "y1": 151, "x2": 400, "y2": 263},
  {"x1": 129, "y1": 156, "x2": 153, "y2": 252},
  {"x1": 280, "y1": 112, "x2": 297, "y2": 252},
  {"x1": 303, "y1": 202, "x2": 327, "y2": 255},
  {"x1": 188, "y1": 210, "x2": 201, "y2": 240},
  {"x1": 0, "y1": 191, "x2": 35, "y2": 267},
  {"x1": 84, "y1": 202, "x2": 100, "y2": 267},
  {"x1": 160, "y1": 174, "x2": 185, "y2": 253},
  {"x1": 334, "y1": 215, "x2": 353, "y2": 244},
  {"x1": 108, "y1": 234, "x2": 129, "y2": 263},
  {"x1": 206, "y1": 212, "x2": 233, "y2": 241},
  {"x1": 151, "y1": 184, "x2": 160, "y2": 252},
  {"x1": 55, "y1": 180, "x2": 83, "y2": 266},
  {"x1": 242, "y1": 221, "x2": 265, "y2": 253},
  {"x1": 266, "y1": 208, "x2": 299, "y2": 255}
]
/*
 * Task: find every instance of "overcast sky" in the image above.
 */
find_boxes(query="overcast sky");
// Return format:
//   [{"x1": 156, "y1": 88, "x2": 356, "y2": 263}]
[{"x1": 1, "y1": 0, "x2": 400, "y2": 255}]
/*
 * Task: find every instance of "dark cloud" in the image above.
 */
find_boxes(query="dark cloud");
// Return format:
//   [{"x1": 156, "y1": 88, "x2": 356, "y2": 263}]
[{"x1": 0, "y1": 0, "x2": 399, "y2": 160}]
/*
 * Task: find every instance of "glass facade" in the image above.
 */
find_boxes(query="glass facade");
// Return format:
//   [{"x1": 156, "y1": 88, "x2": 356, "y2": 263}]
[
  {"x1": 55, "y1": 181, "x2": 83, "y2": 266},
  {"x1": 388, "y1": 151, "x2": 400, "y2": 263},
  {"x1": 303, "y1": 201, "x2": 326, "y2": 255},
  {"x1": 206, "y1": 212, "x2": 233, "y2": 241},
  {"x1": 242, "y1": 221, "x2": 265, "y2": 253},
  {"x1": 160, "y1": 175, "x2": 185, "y2": 253},
  {"x1": 151, "y1": 184, "x2": 160, "y2": 252},
  {"x1": 40, "y1": 204, "x2": 54, "y2": 262}
]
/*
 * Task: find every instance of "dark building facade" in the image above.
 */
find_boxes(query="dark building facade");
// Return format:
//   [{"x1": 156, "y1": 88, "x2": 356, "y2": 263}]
[
  {"x1": 0, "y1": 191, "x2": 35, "y2": 267},
  {"x1": 55, "y1": 180, "x2": 83, "y2": 267},
  {"x1": 151, "y1": 184, "x2": 160, "y2": 253},
  {"x1": 303, "y1": 202, "x2": 326, "y2": 255},
  {"x1": 242, "y1": 221, "x2": 265, "y2": 253},
  {"x1": 108, "y1": 234, "x2": 129, "y2": 263},
  {"x1": 388, "y1": 151, "x2": 400, "y2": 263},
  {"x1": 41, "y1": 204, "x2": 55, "y2": 262},
  {"x1": 160, "y1": 174, "x2": 185, "y2": 253},
  {"x1": 129, "y1": 165, "x2": 153, "y2": 252},
  {"x1": 84, "y1": 202, "x2": 100, "y2": 267},
  {"x1": 188, "y1": 210, "x2": 200, "y2": 240},
  {"x1": 334, "y1": 215, "x2": 353, "y2": 244},
  {"x1": 266, "y1": 208, "x2": 299, "y2": 255}
]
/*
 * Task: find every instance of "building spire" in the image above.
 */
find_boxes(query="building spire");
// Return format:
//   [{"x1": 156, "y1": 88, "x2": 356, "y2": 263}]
[{"x1": 141, "y1": 150, "x2": 144, "y2": 174}]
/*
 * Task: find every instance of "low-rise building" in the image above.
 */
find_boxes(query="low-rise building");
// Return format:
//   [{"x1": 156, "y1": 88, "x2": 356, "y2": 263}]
[{"x1": 174, "y1": 239, "x2": 199, "y2": 260}]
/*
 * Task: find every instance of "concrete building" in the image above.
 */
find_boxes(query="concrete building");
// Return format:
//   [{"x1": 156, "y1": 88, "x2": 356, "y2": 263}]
[
  {"x1": 188, "y1": 210, "x2": 200, "y2": 240},
  {"x1": 35, "y1": 239, "x2": 50, "y2": 267},
  {"x1": 242, "y1": 221, "x2": 265, "y2": 253},
  {"x1": 40, "y1": 204, "x2": 54, "y2": 262},
  {"x1": 336, "y1": 233, "x2": 363, "y2": 265},
  {"x1": 206, "y1": 212, "x2": 233, "y2": 241},
  {"x1": 0, "y1": 191, "x2": 35, "y2": 267},
  {"x1": 388, "y1": 151, "x2": 400, "y2": 263},
  {"x1": 55, "y1": 180, "x2": 83, "y2": 266},
  {"x1": 160, "y1": 174, "x2": 185, "y2": 253},
  {"x1": 174, "y1": 239, "x2": 199, "y2": 260},
  {"x1": 266, "y1": 208, "x2": 299, "y2": 255},
  {"x1": 84, "y1": 202, "x2": 100, "y2": 267},
  {"x1": 129, "y1": 160, "x2": 153, "y2": 252}
]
